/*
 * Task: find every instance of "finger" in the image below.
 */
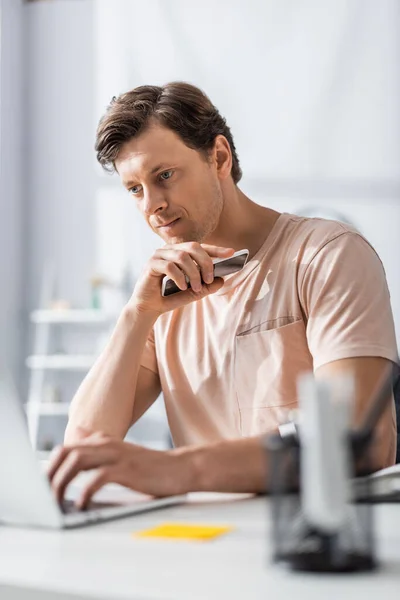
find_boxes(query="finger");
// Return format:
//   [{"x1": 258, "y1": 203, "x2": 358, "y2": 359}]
[
  {"x1": 189, "y1": 244, "x2": 235, "y2": 285},
  {"x1": 168, "y1": 249, "x2": 203, "y2": 292},
  {"x1": 200, "y1": 244, "x2": 235, "y2": 257},
  {"x1": 158, "y1": 244, "x2": 213, "y2": 287},
  {"x1": 76, "y1": 468, "x2": 110, "y2": 509},
  {"x1": 149, "y1": 258, "x2": 188, "y2": 290},
  {"x1": 153, "y1": 251, "x2": 202, "y2": 292},
  {"x1": 47, "y1": 445, "x2": 69, "y2": 481},
  {"x1": 47, "y1": 432, "x2": 108, "y2": 481},
  {"x1": 163, "y1": 276, "x2": 224, "y2": 311},
  {"x1": 177, "y1": 243, "x2": 214, "y2": 287},
  {"x1": 51, "y1": 448, "x2": 93, "y2": 504},
  {"x1": 163, "y1": 243, "x2": 235, "y2": 258},
  {"x1": 51, "y1": 446, "x2": 115, "y2": 504}
]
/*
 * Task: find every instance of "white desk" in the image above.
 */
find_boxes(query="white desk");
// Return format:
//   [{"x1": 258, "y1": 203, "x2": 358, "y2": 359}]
[{"x1": 0, "y1": 493, "x2": 400, "y2": 600}]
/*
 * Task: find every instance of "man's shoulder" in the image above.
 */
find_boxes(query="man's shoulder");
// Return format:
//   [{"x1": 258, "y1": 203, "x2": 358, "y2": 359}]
[
  {"x1": 281, "y1": 213, "x2": 362, "y2": 263},
  {"x1": 284, "y1": 212, "x2": 358, "y2": 243}
]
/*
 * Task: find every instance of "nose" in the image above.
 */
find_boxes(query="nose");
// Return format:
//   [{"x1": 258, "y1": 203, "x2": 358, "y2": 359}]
[{"x1": 142, "y1": 189, "x2": 168, "y2": 216}]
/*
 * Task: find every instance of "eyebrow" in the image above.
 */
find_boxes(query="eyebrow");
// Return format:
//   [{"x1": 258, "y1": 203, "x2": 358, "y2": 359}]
[{"x1": 123, "y1": 164, "x2": 172, "y2": 188}]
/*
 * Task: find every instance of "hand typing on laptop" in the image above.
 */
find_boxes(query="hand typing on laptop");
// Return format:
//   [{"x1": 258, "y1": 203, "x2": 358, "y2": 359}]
[{"x1": 47, "y1": 432, "x2": 192, "y2": 509}]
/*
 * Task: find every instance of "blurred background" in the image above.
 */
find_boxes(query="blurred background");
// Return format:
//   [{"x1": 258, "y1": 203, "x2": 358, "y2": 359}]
[{"x1": 1, "y1": 0, "x2": 399, "y2": 456}]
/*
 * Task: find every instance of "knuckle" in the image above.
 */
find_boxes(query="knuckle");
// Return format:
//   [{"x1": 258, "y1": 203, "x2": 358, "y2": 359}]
[
  {"x1": 195, "y1": 283, "x2": 209, "y2": 296},
  {"x1": 96, "y1": 467, "x2": 110, "y2": 481},
  {"x1": 60, "y1": 444, "x2": 71, "y2": 456},
  {"x1": 144, "y1": 264, "x2": 155, "y2": 278},
  {"x1": 188, "y1": 241, "x2": 200, "y2": 251},
  {"x1": 176, "y1": 250, "x2": 187, "y2": 262},
  {"x1": 69, "y1": 449, "x2": 83, "y2": 466},
  {"x1": 105, "y1": 439, "x2": 117, "y2": 452},
  {"x1": 165, "y1": 262, "x2": 177, "y2": 276},
  {"x1": 51, "y1": 445, "x2": 66, "y2": 462}
]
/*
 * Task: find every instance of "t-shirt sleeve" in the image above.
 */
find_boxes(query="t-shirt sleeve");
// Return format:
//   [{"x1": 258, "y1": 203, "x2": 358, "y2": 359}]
[
  {"x1": 300, "y1": 232, "x2": 398, "y2": 371},
  {"x1": 140, "y1": 326, "x2": 159, "y2": 374}
]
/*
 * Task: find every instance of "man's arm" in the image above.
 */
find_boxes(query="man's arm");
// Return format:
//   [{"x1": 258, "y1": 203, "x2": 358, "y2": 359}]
[
  {"x1": 64, "y1": 306, "x2": 160, "y2": 444},
  {"x1": 315, "y1": 356, "x2": 396, "y2": 471},
  {"x1": 187, "y1": 356, "x2": 396, "y2": 492},
  {"x1": 182, "y1": 358, "x2": 396, "y2": 495},
  {"x1": 65, "y1": 242, "x2": 232, "y2": 445},
  {"x1": 50, "y1": 355, "x2": 396, "y2": 504}
]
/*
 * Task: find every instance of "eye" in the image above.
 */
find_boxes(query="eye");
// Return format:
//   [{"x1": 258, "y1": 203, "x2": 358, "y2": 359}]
[
  {"x1": 128, "y1": 184, "x2": 142, "y2": 195},
  {"x1": 159, "y1": 170, "x2": 173, "y2": 181}
]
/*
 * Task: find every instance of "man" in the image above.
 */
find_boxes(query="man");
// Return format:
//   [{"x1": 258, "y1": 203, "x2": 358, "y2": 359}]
[{"x1": 48, "y1": 82, "x2": 398, "y2": 508}]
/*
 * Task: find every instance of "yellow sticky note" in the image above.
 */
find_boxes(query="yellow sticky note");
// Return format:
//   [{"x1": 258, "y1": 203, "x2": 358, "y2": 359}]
[{"x1": 133, "y1": 522, "x2": 234, "y2": 542}]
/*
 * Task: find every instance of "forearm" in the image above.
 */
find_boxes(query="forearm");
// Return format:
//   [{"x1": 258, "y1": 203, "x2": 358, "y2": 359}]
[
  {"x1": 364, "y1": 397, "x2": 396, "y2": 472},
  {"x1": 65, "y1": 306, "x2": 157, "y2": 443},
  {"x1": 176, "y1": 435, "x2": 268, "y2": 494},
  {"x1": 316, "y1": 357, "x2": 397, "y2": 472}
]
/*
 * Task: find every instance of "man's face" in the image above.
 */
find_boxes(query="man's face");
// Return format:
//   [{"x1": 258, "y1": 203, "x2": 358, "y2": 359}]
[{"x1": 115, "y1": 123, "x2": 224, "y2": 244}]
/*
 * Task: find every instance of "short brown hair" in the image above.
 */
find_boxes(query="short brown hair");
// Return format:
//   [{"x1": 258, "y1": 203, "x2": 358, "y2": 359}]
[{"x1": 95, "y1": 82, "x2": 242, "y2": 184}]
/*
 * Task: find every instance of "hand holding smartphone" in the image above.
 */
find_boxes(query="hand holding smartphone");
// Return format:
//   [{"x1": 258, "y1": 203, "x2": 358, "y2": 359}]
[{"x1": 161, "y1": 249, "x2": 249, "y2": 297}]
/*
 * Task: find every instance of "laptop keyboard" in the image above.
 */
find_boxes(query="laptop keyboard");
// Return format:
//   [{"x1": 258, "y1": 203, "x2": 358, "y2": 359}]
[{"x1": 61, "y1": 498, "x2": 117, "y2": 514}]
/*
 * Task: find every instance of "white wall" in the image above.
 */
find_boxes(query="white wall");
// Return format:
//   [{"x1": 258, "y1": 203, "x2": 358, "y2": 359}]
[
  {"x1": 19, "y1": 0, "x2": 97, "y2": 442},
  {"x1": 25, "y1": 0, "x2": 96, "y2": 313},
  {"x1": 95, "y1": 0, "x2": 400, "y2": 344},
  {"x1": 0, "y1": 0, "x2": 25, "y2": 386}
]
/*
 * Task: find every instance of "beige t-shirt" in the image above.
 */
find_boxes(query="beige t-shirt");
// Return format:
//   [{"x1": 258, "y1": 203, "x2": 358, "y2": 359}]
[{"x1": 141, "y1": 213, "x2": 398, "y2": 451}]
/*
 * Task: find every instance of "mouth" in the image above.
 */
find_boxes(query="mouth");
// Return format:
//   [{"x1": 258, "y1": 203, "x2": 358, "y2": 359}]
[{"x1": 157, "y1": 218, "x2": 180, "y2": 229}]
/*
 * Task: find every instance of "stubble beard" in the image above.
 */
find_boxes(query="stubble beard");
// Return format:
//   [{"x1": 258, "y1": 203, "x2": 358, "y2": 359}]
[
  {"x1": 164, "y1": 185, "x2": 224, "y2": 245},
  {"x1": 186, "y1": 184, "x2": 224, "y2": 244}
]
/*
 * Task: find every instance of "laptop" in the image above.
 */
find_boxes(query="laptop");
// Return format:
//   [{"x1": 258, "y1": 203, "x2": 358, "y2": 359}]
[
  {"x1": 353, "y1": 463, "x2": 400, "y2": 503},
  {"x1": 0, "y1": 373, "x2": 185, "y2": 529}
]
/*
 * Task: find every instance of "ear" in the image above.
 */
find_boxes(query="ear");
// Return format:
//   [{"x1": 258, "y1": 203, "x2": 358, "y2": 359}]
[{"x1": 212, "y1": 135, "x2": 232, "y2": 181}]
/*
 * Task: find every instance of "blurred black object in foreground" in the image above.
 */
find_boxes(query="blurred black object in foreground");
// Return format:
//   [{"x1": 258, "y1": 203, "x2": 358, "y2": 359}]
[{"x1": 266, "y1": 363, "x2": 399, "y2": 573}]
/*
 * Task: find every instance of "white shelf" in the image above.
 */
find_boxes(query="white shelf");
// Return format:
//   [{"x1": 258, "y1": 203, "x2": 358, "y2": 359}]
[
  {"x1": 26, "y1": 355, "x2": 97, "y2": 370},
  {"x1": 25, "y1": 403, "x2": 70, "y2": 415},
  {"x1": 31, "y1": 309, "x2": 116, "y2": 324}
]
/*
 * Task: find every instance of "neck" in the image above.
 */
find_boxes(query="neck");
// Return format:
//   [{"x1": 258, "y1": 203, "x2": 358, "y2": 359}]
[{"x1": 205, "y1": 181, "x2": 281, "y2": 259}]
